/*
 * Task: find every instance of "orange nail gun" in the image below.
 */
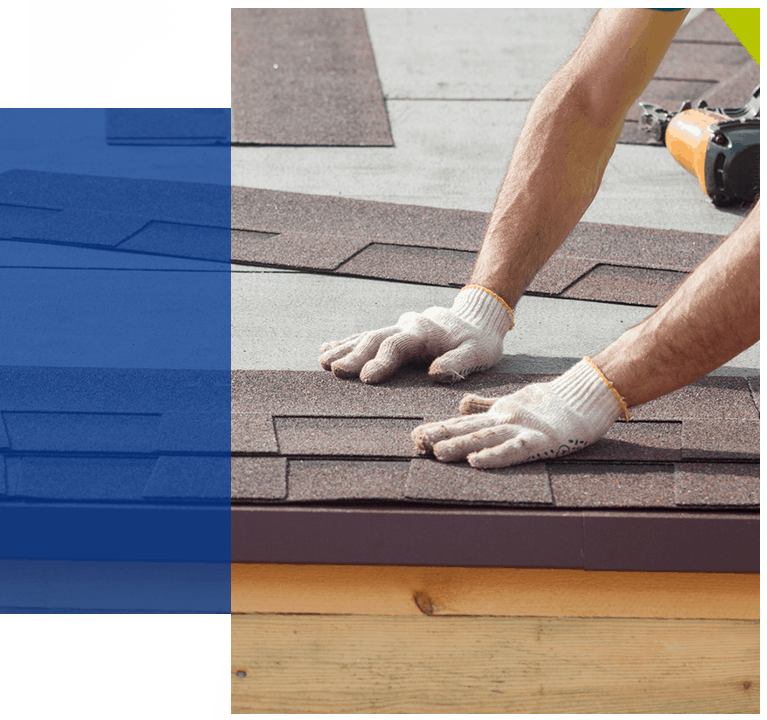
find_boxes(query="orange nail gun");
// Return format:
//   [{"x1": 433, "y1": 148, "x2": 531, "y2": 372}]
[{"x1": 638, "y1": 85, "x2": 759, "y2": 206}]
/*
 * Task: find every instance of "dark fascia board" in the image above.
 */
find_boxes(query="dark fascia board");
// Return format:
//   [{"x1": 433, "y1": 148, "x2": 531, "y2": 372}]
[{"x1": 232, "y1": 505, "x2": 759, "y2": 573}]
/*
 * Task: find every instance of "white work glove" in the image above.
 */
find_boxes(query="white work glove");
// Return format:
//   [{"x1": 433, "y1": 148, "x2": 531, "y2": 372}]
[
  {"x1": 319, "y1": 285, "x2": 515, "y2": 384},
  {"x1": 412, "y1": 357, "x2": 631, "y2": 468}
]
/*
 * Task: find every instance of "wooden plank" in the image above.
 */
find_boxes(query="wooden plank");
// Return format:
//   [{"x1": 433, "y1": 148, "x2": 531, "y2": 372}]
[
  {"x1": 231, "y1": 614, "x2": 759, "y2": 713},
  {"x1": 231, "y1": 563, "x2": 759, "y2": 620}
]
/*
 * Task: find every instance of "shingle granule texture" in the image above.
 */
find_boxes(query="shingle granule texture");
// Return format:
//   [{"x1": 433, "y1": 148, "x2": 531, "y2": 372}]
[
  {"x1": 231, "y1": 457, "x2": 287, "y2": 500},
  {"x1": 230, "y1": 186, "x2": 726, "y2": 307},
  {"x1": 274, "y1": 416, "x2": 424, "y2": 457},
  {"x1": 233, "y1": 370, "x2": 759, "y2": 511},
  {"x1": 560, "y1": 265, "x2": 688, "y2": 307},
  {"x1": 288, "y1": 459, "x2": 410, "y2": 501},
  {"x1": 674, "y1": 463, "x2": 759, "y2": 507},
  {"x1": 406, "y1": 459, "x2": 552, "y2": 506},
  {"x1": 231, "y1": 9, "x2": 392, "y2": 146}
]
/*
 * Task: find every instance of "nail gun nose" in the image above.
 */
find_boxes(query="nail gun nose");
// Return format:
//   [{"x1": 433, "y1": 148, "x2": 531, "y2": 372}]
[{"x1": 638, "y1": 102, "x2": 672, "y2": 145}]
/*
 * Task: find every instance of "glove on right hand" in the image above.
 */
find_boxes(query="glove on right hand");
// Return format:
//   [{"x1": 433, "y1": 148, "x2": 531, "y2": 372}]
[
  {"x1": 412, "y1": 357, "x2": 630, "y2": 468},
  {"x1": 318, "y1": 285, "x2": 514, "y2": 384}
]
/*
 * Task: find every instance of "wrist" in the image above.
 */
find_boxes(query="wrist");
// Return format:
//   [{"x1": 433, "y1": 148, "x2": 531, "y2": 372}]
[
  {"x1": 452, "y1": 285, "x2": 515, "y2": 337},
  {"x1": 549, "y1": 357, "x2": 631, "y2": 424}
]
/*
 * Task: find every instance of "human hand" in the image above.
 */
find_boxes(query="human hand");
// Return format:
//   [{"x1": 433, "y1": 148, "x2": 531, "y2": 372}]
[
  {"x1": 411, "y1": 358, "x2": 630, "y2": 468},
  {"x1": 318, "y1": 285, "x2": 514, "y2": 384}
]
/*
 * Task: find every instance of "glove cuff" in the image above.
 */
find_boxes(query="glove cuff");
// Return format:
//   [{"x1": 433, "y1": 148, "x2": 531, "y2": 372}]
[
  {"x1": 549, "y1": 357, "x2": 631, "y2": 424},
  {"x1": 453, "y1": 285, "x2": 515, "y2": 337}
]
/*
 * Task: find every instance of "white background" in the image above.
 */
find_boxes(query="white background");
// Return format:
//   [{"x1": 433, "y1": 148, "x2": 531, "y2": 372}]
[{"x1": 29, "y1": 0, "x2": 170, "y2": 108}]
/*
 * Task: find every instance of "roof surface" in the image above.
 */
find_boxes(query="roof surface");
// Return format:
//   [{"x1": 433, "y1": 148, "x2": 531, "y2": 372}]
[
  {"x1": 231, "y1": 186, "x2": 724, "y2": 307},
  {"x1": 229, "y1": 9, "x2": 759, "y2": 572},
  {"x1": 232, "y1": 370, "x2": 760, "y2": 571},
  {"x1": 229, "y1": 9, "x2": 757, "y2": 148}
]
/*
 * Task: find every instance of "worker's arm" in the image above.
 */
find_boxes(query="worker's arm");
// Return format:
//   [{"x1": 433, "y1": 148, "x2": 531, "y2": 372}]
[
  {"x1": 412, "y1": 202, "x2": 760, "y2": 468},
  {"x1": 472, "y1": 8, "x2": 688, "y2": 306},
  {"x1": 594, "y1": 200, "x2": 759, "y2": 406},
  {"x1": 320, "y1": 9, "x2": 688, "y2": 384}
]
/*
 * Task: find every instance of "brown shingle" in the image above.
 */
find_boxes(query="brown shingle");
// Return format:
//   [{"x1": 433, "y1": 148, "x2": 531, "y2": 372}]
[
  {"x1": 747, "y1": 377, "x2": 759, "y2": 412},
  {"x1": 631, "y1": 376, "x2": 758, "y2": 421},
  {"x1": 232, "y1": 372, "x2": 758, "y2": 511},
  {"x1": 231, "y1": 187, "x2": 726, "y2": 307},
  {"x1": 681, "y1": 420, "x2": 760, "y2": 460},
  {"x1": 549, "y1": 464, "x2": 676, "y2": 508},
  {"x1": 273, "y1": 416, "x2": 423, "y2": 457},
  {"x1": 231, "y1": 230, "x2": 370, "y2": 271},
  {"x1": 231, "y1": 9, "x2": 392, "y2": 146},
  {"x1": 336, "y1": 244, "x2": 473, "y2": 287},
  {"x1": 406, "y1": 458, "x2": 552, "y2": 506},
  {"x1": 287, "y1": 459, "x2": 410, "y2": 501},
  {"x1": 560, "y1": 265, "x2": 687, "y2": 307},
  {"x1": 655, "y1": 42, "x2": 752, "y2": 82},
  {"x1": 231, "y1": 413, "x2": 278, "y2": 453},
  {"x1": 231, "y1": 456, "x2": 287, "y2": 500},
  {"x1": 572, "y1": 422, "x2": 682, "y2": 462},
  {"x1": 232, "y1": 369, "x2": 532, "y2": 418},
  {"x1": 674, "y1": 462, "x2": 759, "y2": 507}
]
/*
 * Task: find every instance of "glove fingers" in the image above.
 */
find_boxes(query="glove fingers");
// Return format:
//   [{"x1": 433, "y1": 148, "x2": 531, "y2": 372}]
[
  {"x1": 318, "y1": 333, "x2": 361, "y2": 355},
  {"x1": 318, "y1": 336, "x2": 362, "y2": 370},
  {"x1": 411, "y1": 414, "x2": 503, "y2": 455},
  {"x1": 432, "y1": 424, "x2": 520, "y2": 463},
  {"x1": 360, "y1": 331, "x2": 429, "y2": 385},
  {"x1": 428, "y1": 340, "x2": 499, "y2": 384},
  {"x1": 459, "y1": 393, "x2": 498, "y2": 415},
  {"x1": 467, "y1": 429, "x2": 560, "y2": 468},
  {"x1": 330, "y1": 327, "x2": 400, "y2": 379}
]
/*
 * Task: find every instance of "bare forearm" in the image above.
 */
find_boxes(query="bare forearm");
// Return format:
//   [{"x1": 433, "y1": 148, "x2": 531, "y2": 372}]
[
  {"x1": 594, "y1": 202, "x2": 760, "y2": 407},
  {"x1": 470, "y1": 70, "x2": 621, "y2": 307},
  {"x1": 470, "y1": 9, "x2": 688, "y2": 309}
]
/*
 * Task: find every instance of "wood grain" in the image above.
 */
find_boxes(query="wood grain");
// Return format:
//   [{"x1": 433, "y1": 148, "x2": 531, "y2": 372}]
[
  {"x1": 231, "y1": 563, "x2": 759, "y2": 619},
  {"x1": 231, "y1": 614, "x2": 759, "y2": 713}
]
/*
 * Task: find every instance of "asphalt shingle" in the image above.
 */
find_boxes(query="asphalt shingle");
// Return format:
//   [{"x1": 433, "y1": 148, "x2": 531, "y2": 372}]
[
  {"x1": 287, "y1": 459, "x2": 409, "y2": 501},
  {"x1": 274, "y1": 416, "x2": 424, "y2": 457},
  {"x1": 231, "y1": 456, "x2": 287, "y2": 500},
  {"x1": 406, "y1": 458, "x2": 552, "y2": 506},
  {"x1": 681, "y1": 420, "x2": 760, "y2": 460},
  {"x1": 747, "y1": 377, "x2": 759, "y2": 412},
  {"x1": 231, "y1": 413, "x2": 279, "y2": 454},
  {"x1": 549, "y1": 463, "x2": 677, "y2": 508},
  {"x1": 230, "y1": 187, "x2": 726, "y2": 307},
  {"x1": 236, "y1": 370, "x2": 759, "y2": 511},
  {"x1": 674, "y1": 462, "x2": 759, "y2": 507},
  {"x1": 560, "y1": 265, "x2": 688, "y2": 307},
  {"x1": 231, "y1": 9, "x2": 392, "y2": 146},
  {"x1": 2, "y1": 411, "x2": 161, "y2": 453},
  {"x1": 229, "y1": 8, "x2": 756, "y2": 152}
]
